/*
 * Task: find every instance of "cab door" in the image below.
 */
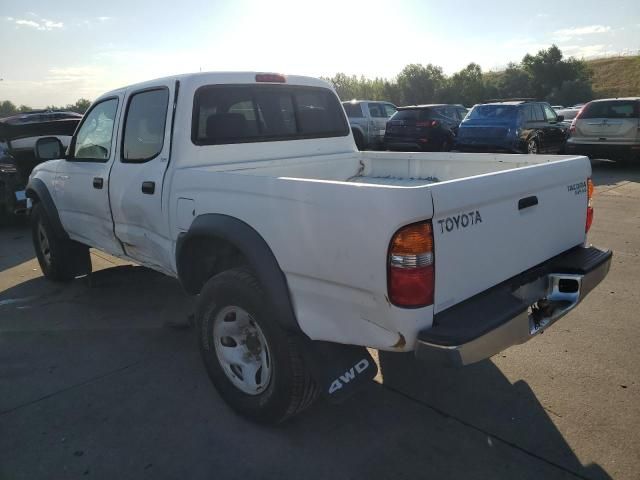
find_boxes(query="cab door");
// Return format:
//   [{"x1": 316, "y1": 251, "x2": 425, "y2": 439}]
[
  {"x1": 54, "y1": 95, "x2": 125, "y2": 255},
  {"x1": 108, "y1": 82, "x2": 176, "y2": 273}
]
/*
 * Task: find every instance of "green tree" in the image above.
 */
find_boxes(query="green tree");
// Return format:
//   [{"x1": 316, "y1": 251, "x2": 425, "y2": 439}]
[
  {"x1": 496, "y1": 63, "x2": 533, "y2": 99},
  {"x1": 522, "y1": 45, "x2": 590, "y2": 100},
  {"x1": 547, "y1": 79, "x2": 593, "y2": 106},
  {"x1": 0, "y1": 100, "x2": 18, "y2": 118},
  {"x1": 396, "y1": 64, "x2": 445, "y2": 105},
  {"x1": 445, "y1": 63, "x2": 486, "y2": 105},
  {"x1": 69, "y1": 98, "x2": 91, "y2": 114}
]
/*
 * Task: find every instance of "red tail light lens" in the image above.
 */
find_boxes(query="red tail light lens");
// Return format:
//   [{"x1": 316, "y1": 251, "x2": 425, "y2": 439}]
[
  {"x1": 388, "y1": 222, "x2": 434, "y2": 307},
  {"x1": 586, "y1": 178, "x2": 594, "y2": 233},
  {"x1": 255, "y1": 73, "x2": 286, "y2": 83},
  {"x1": 416, "y1": 120, "x2": 439, "y2": 128}
]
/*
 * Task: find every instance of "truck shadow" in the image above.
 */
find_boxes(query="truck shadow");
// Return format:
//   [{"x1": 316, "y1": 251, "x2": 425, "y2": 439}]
[
  {"x1": 0, "y1": 264, "x2": 613, "y2": 479},
  {"x1": 376, "y1": 351, "x2": 612, "y2": 479}
]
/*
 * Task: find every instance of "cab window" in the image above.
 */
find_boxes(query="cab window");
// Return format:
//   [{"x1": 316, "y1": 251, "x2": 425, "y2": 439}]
[
  {"x1": 122, "y1": 88, "x2": 169, "y2": 162},
  {"x1": 73, "y1": 98, "x2": 118, "y2": 161}
]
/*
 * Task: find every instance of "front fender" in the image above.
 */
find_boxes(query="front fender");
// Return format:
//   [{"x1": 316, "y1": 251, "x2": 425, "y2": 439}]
[{"x1": 25, "y1": 177, "x2": 68, "y2": 239}]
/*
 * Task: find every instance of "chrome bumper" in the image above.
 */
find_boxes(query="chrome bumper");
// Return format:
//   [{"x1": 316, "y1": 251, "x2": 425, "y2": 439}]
[{"x1": 415, "y1": 246, "x2": 612, "y2": 367}]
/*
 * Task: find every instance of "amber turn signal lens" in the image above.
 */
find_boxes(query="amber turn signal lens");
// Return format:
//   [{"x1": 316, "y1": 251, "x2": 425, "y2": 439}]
[{"x1": 390, "y1": 223, "x2": 433, "y2": 256}]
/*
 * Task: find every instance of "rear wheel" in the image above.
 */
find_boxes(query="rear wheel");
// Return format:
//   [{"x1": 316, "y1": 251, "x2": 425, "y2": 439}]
[
  {"x1": 31, "y1": 203, "x2": 91, "y2": 281},
  {"x1": 527, "y1": 137, "x2": 539, "y2": 154},
  {"x1": 196, "y1": 267, "x2": 319, "y2": 424}
]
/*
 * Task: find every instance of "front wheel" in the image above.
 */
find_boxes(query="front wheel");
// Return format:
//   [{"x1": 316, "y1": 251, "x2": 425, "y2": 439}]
[
  {"x1": 31, "y1": 203, "x2": 91, "y2": 281},
  {"x1": 196, "y1": 268, "x2": 319, "y2": 424},
  {"x1": 527, "y1": 137, "x2": 539, "y2": 154}
]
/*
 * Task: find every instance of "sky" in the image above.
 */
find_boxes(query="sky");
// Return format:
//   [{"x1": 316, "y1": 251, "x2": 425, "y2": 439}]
[{"x1": 1, "y1": 0, "x2": 639, "y2": 107}]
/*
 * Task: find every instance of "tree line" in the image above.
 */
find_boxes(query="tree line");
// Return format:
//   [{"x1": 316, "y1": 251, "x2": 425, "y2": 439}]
[
  {"x1": 0, "y1": 98, "x2": 91, "y2": 119},
  {"x1": 1, "y1": 45, "x2": 593, "y2": 118},
  {"x1": 324, "y1": 45, "x2": 593, "y2": 107}
]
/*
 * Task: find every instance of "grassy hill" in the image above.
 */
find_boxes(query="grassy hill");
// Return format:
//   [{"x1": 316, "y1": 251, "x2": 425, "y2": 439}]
[{"x1": 586, "y1": 55, "x2": 640, "y2": 98}]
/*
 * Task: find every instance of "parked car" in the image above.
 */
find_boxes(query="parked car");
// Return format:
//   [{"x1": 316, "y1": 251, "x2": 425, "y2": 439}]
[
  {"x1": 0, "y1": 110, "x2": 81, "y2": 224},
  {"x1": 342, "y1": 100, "x2": 397, "y2": 150},
  {"x1": 455, "y1": 100, "x2": 567, "y2": 154},
  {"x1": 384, "y1": 104, "x2": 467, "y2": 151},
  {"x1": 565, "y1": 98, "x2": 640, "y2": 162},
  {"x1": 28, "y1": 72, "x2": 610, "y2": 424}
]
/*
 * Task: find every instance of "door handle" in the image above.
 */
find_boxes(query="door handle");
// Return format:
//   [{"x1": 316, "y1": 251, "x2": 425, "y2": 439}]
[
  {"x1": 141, "y1": 181, "x2": 155, "y2": 195},
  {"x1": 93, "y1": 177, "x2": 103, "y2": 189},
  {"x1": 518, "y1": 196, "x2": 538, "y2": 210}
]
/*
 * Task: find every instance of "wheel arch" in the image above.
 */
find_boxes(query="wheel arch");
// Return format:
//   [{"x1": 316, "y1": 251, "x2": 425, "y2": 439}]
[
  {"x1": 176, "y1": 213, "x2": 301, "y2": 333},
  {"x1": 25, "y1": 178, "x2": 68, "y2": 239}
]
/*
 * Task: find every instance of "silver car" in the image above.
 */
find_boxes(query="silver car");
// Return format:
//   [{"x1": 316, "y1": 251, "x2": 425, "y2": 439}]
[
  {"x1": 566, "y1": 98, "x2": 640, "y2": 162},
  {"x1": 342, "y1": 100, "x2": 397, "y2": 150}
]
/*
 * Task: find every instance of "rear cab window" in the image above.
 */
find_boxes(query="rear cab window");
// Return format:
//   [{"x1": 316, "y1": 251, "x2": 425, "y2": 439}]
[
  {"x1": 192, "y1": 85, "x2": 349, "y2": 145},
  {"x1": 581, "y1": 100, "x2": 639, "y2": 119}
]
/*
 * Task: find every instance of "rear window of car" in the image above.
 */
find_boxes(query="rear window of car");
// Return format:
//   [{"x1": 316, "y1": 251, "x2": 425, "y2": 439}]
[
  {"x1": 580, "y1": 100, "x2": 639, "y2": 119},
  {"x1": 467, "y1": 105, "x2": 517, "y2": 120},
  {"x1": 391, "y1": 109, "x2": 433, "y2": 121},
  {"x1": 192, "y1": 85, "x2": 349, "y2": 145},
  {"x1": 343, "y1": 102, "x2": 363, "y2": 117}
]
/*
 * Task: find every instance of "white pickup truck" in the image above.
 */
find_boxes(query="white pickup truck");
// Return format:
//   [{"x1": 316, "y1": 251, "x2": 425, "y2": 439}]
[{"x1": 27, "y1": 72, "x2": 611, "y2": 424}]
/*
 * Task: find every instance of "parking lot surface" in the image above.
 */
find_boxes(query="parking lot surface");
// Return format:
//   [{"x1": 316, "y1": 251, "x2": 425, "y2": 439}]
[{"x1": 1, "y1": 161, "x2": 638, "y2": 480}]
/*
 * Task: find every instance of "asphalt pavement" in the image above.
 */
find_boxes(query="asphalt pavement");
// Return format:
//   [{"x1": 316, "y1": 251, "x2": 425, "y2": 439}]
[{"x1": 0, "y1": 160, "x2": 638, "y2": 479}]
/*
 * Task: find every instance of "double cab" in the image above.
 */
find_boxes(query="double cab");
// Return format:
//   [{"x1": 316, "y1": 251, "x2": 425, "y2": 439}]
[{"x1": 28, "y1": 72, "x2": 611, "y2": 424}]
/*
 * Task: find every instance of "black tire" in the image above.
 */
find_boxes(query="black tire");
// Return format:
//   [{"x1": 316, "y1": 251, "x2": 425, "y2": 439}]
[
  {"x1": 352, "y1": 129, "x2": 365, "y2": 150},
  {"x1": 527, "y1": 137, "x2": 539, "y2": 154},
  {"x1": 196, "y1": 267, "x2": 319, "y2": 424},
  {"x1": 440, "y1": 137, "x2": 453, "y2": 152},
  {"x1": 31, "y1": 203, "x2": 91, "y2": 281}
]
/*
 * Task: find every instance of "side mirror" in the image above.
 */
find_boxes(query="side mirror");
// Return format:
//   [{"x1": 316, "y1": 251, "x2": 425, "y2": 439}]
[
  {"x1": 556, "y1": 115, "x2": 564, "y2": 122},
  {"x1": 35, "y1": 137, "x2": 64, "y2": 161}
]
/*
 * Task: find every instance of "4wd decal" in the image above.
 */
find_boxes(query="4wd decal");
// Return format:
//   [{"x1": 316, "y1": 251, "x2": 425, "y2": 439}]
[
  {"x1": 328, "y1": 358, "x2": 370, "y2": 394},
  {"x1": 567, "y1": 181, "x2": 587, "y2": 195},
  {"x1": 437, "y1": 210, "x2": 483, "y2": 234}
]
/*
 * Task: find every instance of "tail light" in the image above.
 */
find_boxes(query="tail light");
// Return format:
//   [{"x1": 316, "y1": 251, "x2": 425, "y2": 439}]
[
  {"x1": 255, "y1": 73, "x2": 286, "y2": 83},
  {"x1": 586, "y1": 178, "x2": 594, "y2": 233},
  {"x1": 569, "y1": 104, "x2": 587, "y2": 136},
  {"x1": 388, "y1": 222, "x2": 434, "y2": 307},
  {"x1": 416, "y1": 120, "x2": 439, "y2": 128}
]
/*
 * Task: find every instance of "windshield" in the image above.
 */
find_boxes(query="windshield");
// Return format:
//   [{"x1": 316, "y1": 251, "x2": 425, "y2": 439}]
[{"x1": 467, "y1": 105, "x2": 517, "y2": 121}]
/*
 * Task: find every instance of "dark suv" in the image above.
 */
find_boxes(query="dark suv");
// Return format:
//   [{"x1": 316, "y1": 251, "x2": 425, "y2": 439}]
[
  {"x1": 455, "y1": 100, "x2": 567, "y2": 154},
  {"x1": 384, "y1": 104, "x2": 467, "y2": 151}
]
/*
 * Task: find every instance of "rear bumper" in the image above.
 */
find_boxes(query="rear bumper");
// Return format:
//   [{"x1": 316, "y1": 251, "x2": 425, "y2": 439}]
[
  {"x1": 565, "y1": 141, "x2": 640, "y2": 160},
  {"x1": 415, "y1": 246, "x2": 612, "y2": 367}
]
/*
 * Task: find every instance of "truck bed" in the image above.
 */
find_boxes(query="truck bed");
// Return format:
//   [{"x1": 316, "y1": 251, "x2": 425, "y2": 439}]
[{"x1": 224, "y1": 151, "x2": 585, "y2": 187}]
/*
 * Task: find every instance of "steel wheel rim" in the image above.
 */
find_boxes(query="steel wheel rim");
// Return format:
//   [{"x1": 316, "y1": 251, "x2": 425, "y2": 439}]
[
  {"x1": 528, "y1": 139, "x2": 538, "y2": 154},
  {"x1": 38, "y1": 222, "x2": 51, "y2": 265},
  {"x1": 212, "y1": 306, "x2": 272, "y2": 395}
]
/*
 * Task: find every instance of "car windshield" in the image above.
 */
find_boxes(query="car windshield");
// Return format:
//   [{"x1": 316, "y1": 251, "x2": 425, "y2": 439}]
[
  {"x1": 580, "y1": 100, "x2": 639, "y2": 119},
  {"x1": 467, "y1": 105, "x2": 517, "y2": 120}
]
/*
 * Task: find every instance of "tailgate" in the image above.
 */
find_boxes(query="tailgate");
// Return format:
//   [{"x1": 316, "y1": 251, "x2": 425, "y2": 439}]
[{"x1": 429, "y1": 157, "x2": 591, "y2": 313}]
